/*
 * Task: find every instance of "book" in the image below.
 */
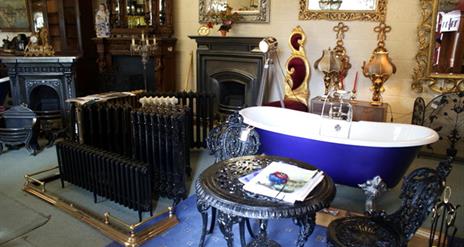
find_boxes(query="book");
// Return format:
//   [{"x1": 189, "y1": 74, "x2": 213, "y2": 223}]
[{"x1": 242, "y1": 161, "x2": 324, "y2": 204}]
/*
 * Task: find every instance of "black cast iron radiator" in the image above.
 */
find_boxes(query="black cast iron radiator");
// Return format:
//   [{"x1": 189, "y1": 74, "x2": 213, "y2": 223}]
[
  {"x1": 56, "y1": 140, "x2": 152, "y2": 222},
  {"x1": 131, "y1": 105, "x2": 190, "y2": 203},
  {"x1": 80, "y1": 103, "x2": 133, "y2": 157},
  {"x1": 99, "y1": 91, "x2": 215, "y2": 148}
]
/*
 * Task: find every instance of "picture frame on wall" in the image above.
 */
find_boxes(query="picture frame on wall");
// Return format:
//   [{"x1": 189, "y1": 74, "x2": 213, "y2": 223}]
[{"x1": 0, "y1": 0, "x2": 31, "y2": 32}]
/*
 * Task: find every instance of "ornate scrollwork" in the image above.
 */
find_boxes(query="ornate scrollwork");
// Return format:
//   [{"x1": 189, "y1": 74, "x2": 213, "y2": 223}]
[
  {"x1": 412, "y1": 0, "x2": 464, "y2": 93},
  {"x1": 413, "y1": 92, "x2": 463, "y2": 159},
  {"x1": 328, "y1": 158, "x2": 453, "y2": 246},
  {"x1": 206, "y1": 113, "x2": 260, "y2": 162},
  {"x1": 299, "y1": 0, "x2": 387, "y2": 21},
  {"x1": 385, "y1": 162, "x2": 449, "y2": 241}
]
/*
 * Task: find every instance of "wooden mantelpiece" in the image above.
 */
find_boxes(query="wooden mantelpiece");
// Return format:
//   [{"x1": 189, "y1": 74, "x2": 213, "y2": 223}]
[{"x1": 94, "y1": 37, "x2": 177, "y2": 92}]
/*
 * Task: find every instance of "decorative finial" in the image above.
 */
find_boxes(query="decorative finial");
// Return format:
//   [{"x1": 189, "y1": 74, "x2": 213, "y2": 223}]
[{"x1": 373, "y1": 21, "x2": 392, "y2": 49}]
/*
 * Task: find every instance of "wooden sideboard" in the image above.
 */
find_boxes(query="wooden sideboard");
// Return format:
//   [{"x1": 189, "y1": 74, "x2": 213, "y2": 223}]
[{"x1": 310, "y1": 96, "x2": 389, "y2": 122}]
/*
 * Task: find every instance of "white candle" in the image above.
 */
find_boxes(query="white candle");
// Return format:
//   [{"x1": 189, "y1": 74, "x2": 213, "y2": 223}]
[
  {"x1": 141, "y1": 32, "x2": 145, "y2": 41},
  {"x1": 449, "y1": 32, "x2": 460, "y2": 68},
  {"x1": 131, "y1": 35, "x2": 135, "y2": 46},
  {"x1": 146, "y1": 39, "x2": 149, "y2": 45},
  {"x1": 153, "y1": 36, "x2": 156, "y2": 44}
]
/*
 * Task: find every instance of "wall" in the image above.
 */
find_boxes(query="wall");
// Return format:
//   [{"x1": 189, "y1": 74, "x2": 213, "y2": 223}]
[{"x1": 174, "y1": 0, "x2": 434, "y2": 123}]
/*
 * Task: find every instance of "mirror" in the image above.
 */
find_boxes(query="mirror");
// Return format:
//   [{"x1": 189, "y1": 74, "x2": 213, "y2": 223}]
[
  {"x1": 30, "y1": 0, "x2": 47, "y2": 32},
  {"x1": 299, "y1": 0, "x2": 387, "y2": 21},
  {"x1": 412, "y1": 0, "x2": 464, "y2": 93},
  {"x1": 199, "y1": 0, "x2": 270, "y2": 23}
]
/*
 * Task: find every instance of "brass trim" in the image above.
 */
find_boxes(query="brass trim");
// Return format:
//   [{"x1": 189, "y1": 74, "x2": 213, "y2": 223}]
[
  {"x1": 412, "y1": 0, "x2": 464, "y2": 93},
  {"x1": 23, "y1": 167, "x2": 179, "y2": 247},
  {"x1": 299, "y1": 0, "x2": 387, "y2": 22}
]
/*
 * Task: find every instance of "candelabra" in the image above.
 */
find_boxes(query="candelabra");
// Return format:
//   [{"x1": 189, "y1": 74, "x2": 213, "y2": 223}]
[{"x1": 130, "y1": 32, "x2": 157, "y2": 92}]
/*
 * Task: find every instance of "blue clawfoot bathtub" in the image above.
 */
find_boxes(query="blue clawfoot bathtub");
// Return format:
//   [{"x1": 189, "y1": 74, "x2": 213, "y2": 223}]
[{"x1": 240, "y1": 106, "x2": 439, "y2": 188}]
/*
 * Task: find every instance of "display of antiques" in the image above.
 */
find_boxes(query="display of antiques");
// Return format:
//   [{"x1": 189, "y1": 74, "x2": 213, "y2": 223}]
[
  {"x1": 411, "y1": 91, "x2": 463, "y2": 161},
  {"x1": 314, "y1": 48, "x2": 342, "y2": 95},
  {"x1": 23, "y1": 90, "x2": 216, "y2": 246},
  {"x1": 1, "y1": 34, "x2": 29, "y2": 53},
  {"x1": 299, "y1": 0, "x2": 387, "y2": 21},
  {"x1": 28, "y1": 0, "x2": 95, "y2": 55},
  {"x1": 196, "y1": 155, "x2": 336, "y2": 247},
  {"x1": 412, "y1": 0, "x2": 464, "y2": 93},
  {"x1": 257, "y1": 36, "x2": 281, "y2": 107},
  {"x1": 24, "y1": 28, "x2": 56, "y2": 56},
  {"x1": 429, "y1": 186, "x2": 460, "y2": 247},
  {"x1": 205, "y1": 4, "x2": 242, "y2": 36},
  {"x1": 199, "y1": 0, "x2": 270, "y2": 23},
  {"x1": 0, "y1": 104, "x2": 39, "y2": 155},
  {"x1": 264, "y1": 26, "x2": 310, "y2": 112},
  {"x1": 362, "y1": 21, "x2": 396, "y2": 105},
  {"x1": 130, "y1": 32, "x2": 158, "y2": 92},
  {"x1": 327, "y1": 156, "x2": 454, "y2": 247},
  {"x1": 95, "y1": 3, "x2": 111, "y2": 38},
  {"x1": 94, "y1": 0, "x2": 176, "y2": 92},
  {"x1": 314, "y1": 22, "x2": 352, "y2": 94}
]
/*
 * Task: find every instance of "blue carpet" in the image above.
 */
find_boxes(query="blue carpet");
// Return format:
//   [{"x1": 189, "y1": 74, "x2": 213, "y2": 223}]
[{"x1": 107, "y1": 195, "x2": 328, "y2": 247}]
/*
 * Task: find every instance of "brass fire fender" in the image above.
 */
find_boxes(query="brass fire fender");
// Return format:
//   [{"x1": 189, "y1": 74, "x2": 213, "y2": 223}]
[{"x1": 23, "y1": 167, "x2": 179, "y2": 247}]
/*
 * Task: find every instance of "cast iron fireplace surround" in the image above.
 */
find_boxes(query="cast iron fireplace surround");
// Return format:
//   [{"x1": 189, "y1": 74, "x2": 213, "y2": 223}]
[{"x1": 190, "y1": 36, "x2": 266, "y2": 114}]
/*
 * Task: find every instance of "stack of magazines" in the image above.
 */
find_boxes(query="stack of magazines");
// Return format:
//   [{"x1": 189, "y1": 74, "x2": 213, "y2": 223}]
[{"x1": 241, "y1": 162, "x2": 324, "y2": 204}]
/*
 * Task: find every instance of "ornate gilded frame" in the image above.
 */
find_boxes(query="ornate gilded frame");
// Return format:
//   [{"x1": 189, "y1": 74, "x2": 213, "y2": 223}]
[
  {"x1": 284, "y1": 26, "x2": 310, "y2": 106},
  {"x1": 199, "y1": 0, "x2": 270, "y2": 23},
  {"x1": 411, "y1": 0, "x2": 464, "y2": 93},
  {"x1": 298, "y1": 0, "x2": 387, "y2": 21}
]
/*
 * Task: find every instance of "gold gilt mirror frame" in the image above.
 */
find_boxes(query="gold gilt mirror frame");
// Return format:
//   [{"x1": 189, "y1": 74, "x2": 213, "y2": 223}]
[
  {"x1": 412, "y1": 0, "x2": 464, "y2": 93},
  {"x1": 299, "y1": 0, "x2": 387, "y2": 21}
]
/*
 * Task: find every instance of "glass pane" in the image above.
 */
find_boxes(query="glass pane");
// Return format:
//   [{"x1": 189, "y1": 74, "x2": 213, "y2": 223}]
[
  {"x1": 160, "y1": 0, "x2": 166, "y2": 25},
  {"x1": 126, "y1": 0, "x2": 148, "y2": 27},
  {"x1": 30, "y1": 0, "x2": 46, "y2": 32}
]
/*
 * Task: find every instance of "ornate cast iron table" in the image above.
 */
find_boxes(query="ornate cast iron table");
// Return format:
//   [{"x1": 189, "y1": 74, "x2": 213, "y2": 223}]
[{"x1": 195, "y1": 155, "x2": 336, "y2": 247}]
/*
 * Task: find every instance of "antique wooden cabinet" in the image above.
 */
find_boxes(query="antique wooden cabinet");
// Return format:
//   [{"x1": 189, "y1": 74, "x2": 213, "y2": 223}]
[
  {"x1": 94, "y1": 0, "x2": 176, "y2": 92},
  {"x1": 27, "y1": 0, "x2": 97, "y2": 95},
  {"x1": 28, "y1": 0, "x2": 95, "y2": 56}
]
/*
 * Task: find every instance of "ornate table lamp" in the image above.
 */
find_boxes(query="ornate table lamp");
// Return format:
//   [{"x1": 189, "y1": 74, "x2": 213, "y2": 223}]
[
  {"x1": 314, "y1": 48, "x2": 342, "y2": 95},
  {"x1": 130, "y1": 32, "x2": 157, "y2": 92},
  {"x1": 362, "y1": 22, "x2": 396, "y2": 106}
]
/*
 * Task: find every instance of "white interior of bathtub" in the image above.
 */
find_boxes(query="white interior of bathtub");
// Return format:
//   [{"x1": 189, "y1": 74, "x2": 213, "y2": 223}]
[{"x1": 240, "y1": 106, "x2": 439, "y2": 148}]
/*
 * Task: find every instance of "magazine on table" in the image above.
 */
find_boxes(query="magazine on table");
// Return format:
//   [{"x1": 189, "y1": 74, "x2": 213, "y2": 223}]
[{"x1": 242, "y1": 161, "x2": 324, "y2": 204}]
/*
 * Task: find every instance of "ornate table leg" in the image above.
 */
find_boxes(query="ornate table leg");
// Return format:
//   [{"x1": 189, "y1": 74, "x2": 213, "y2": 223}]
[
  {"x1": 196, "y1": 198, "x2": 210, "y2": 247},
  {"x1": 247, "y1": 220, "x2": 280, "y2": 247},
  {"x1": 294, "y1": 212, "x2": 316, "y2": 247},
  {"x1": 218, "y1": 210, "x2": 245, "y2": 247}
]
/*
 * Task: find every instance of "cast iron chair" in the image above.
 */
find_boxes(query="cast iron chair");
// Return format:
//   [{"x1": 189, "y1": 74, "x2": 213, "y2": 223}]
[
  {"x1": 201, "y1": 113, "x2": 260, "y2": 245},
  {"x1": 265, "y1": 26, "x2": 310, "y2": 112},
  {"x1": 327, "y1": 156, "x2": 453, "y2": 247}
]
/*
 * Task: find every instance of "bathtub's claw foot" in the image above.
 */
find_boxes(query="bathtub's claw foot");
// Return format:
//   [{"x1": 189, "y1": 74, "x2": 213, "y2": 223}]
[{"x1": 358, "y1": 176, "x2": 387, "y2": 213}]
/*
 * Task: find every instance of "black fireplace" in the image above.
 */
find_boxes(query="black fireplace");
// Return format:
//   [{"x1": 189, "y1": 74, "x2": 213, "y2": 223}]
[
  {"x1": 0, "y1": 57, "x2": 78, "y2": 144},
  {"x1": 190, "y1": 36, "x2": 265, "y2": 114},
  {"x1": 0, "y1": 56, "x2": 77, "y2": 121}
]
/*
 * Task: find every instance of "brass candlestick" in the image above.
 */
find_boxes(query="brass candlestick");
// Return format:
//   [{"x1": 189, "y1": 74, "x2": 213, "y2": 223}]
[
  {"x1": 362, "y1": 21, "x2": 396, "y2": 106},
  {"x1": 130, "y1": 32, "x2": 157, "y2": 92}
]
